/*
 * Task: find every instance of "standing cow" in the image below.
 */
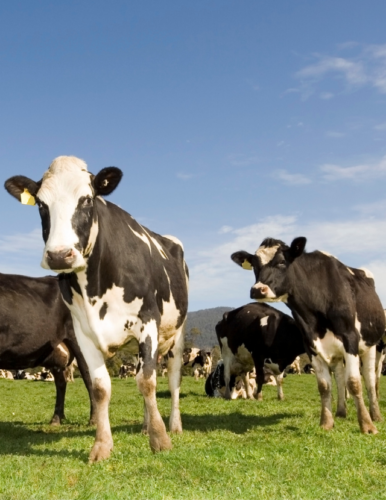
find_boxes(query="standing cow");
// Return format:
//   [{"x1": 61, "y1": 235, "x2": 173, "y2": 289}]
[
  {"x1": 216, "y1": 302, "x2": 305, "y2": 401},
  {"x1": 0, "y1": 273, "x2": 95, "y2": 424},
  {"x1": 231, "y1": 237, "x2": 385, "y2": 434},
  {"x1": 5, "y1": 155, "x2": 189, "y2": 462}
]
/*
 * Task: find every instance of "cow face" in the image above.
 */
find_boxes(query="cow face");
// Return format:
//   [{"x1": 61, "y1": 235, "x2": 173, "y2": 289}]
[
  {"x1": 4, "y1": 156, "x2": 122, "y2": 273},
  {"x1": 231, "y1": 237, "x2": 306, "y2": 302}
]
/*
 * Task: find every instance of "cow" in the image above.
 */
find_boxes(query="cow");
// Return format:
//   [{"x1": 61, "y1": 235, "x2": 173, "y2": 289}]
[
  {"x1": 183, "y1": 348, "x2": 212, "y2": 380},
  {"x1": 231, "y1": 236, "x2": 385, "y2": 434},
  {"x1": 216, "y1": 302, "x2": 305, "y2": 401},
  {"x1": 119, "y1": 363, "x2": 136, "y2": 379},
  {"x1": 0, "y1": 273, "x2": 95, "y2": 424},
  {"x1": 5, "y1": 155, "x2": 189, "y2": 462}
]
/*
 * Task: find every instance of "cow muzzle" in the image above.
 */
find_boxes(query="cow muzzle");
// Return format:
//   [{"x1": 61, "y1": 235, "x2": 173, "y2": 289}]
[
  {"x1": 45, "y1": 248, "x2": 77, "y2": 270},
  {"x1": 250, "y1": 282, "x2": 275, "y2": 300}
]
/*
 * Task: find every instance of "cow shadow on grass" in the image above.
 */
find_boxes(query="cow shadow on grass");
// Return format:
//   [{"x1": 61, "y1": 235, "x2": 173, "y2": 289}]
[
  {"x1": 0, "y1": 410, "x2": 299, "y2": 460},
  {"x1": 0, "y1": 420, "x2": 141, "y2": 461},
  {"x1": 181, "y1": 411, "x2": 299, "y2": 434}
]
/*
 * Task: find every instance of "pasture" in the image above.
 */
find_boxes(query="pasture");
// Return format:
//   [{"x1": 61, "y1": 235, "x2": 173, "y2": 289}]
[{"x1": 1, "y1": 375, "x2": 386, "y2": 500}]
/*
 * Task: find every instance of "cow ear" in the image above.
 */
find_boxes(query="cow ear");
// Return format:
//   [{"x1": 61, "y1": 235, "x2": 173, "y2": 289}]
[
  {"x1": 93, "y1": 167, "x2": 123, "y2": 196},
  {"x1": 231, "y1": 250, "x2": 255, "y2": 270},
  {"x1": 289, "y1": 237, "x2": 307, "y2": 260},
  {"x1": 4, "y1": 176, "x2": 41, "y2": 205}
]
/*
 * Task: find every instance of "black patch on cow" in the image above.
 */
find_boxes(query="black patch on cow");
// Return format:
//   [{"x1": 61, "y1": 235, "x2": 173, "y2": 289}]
[
  {"x1": 168, "y1": 350, "x2": 174, "y2": 358},
  {"x1": 36, "y1": 199, "x2": 51, "y2": 243},
  {"x1": 4, "y1": 175, "x2": 42, "y2": 201},
  {"x1": 138, "y1": 335, "x2": 157, "y2": 379},
  {"x1": 99, "y1": 302, "x2": 108, "y2": 320},
  {"x1": 72, "y1": 196, "x2": 96, "y2": 255},
  {"x1": 58, "y1": 273, "x2": 82, "y2": 306}
]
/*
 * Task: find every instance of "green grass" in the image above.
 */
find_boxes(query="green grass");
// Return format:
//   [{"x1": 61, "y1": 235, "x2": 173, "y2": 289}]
[{"x1": 1, "y1": 375, "x2": 386, "y2": 500}]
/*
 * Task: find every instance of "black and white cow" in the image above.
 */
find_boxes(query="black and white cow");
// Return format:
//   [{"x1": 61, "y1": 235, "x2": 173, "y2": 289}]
[
  {"x1": 232, "y1": 237, "x2": 385, "y2": 434},
  {"x1": 183, "y1": 348, "x2": 212, "y2": 380},
  {"x1": 0, "y1": 273, "x2": 95, "y2": 424},
  {"x1": 216, "y1": 302, "x2": 305, "y2": 401},
  {"x1": 5, "y1": 155, "x2": 189, "y2": 462}
]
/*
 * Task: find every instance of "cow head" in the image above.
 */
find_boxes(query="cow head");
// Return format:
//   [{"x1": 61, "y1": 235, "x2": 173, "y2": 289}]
[
  {"x1": 231, "y1": 236, "x2": 306, "y2": 302},
  {"x1": 4, "y1": 156, "x2": 122, "y2": 273}
]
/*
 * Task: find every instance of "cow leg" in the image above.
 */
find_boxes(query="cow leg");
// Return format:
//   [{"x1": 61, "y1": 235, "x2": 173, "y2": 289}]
[
  {"x1": 312, "y1": 355, "x2": 334, "y2": 430},
  {"x1": 361, "y1": 346, "x2": 382, "y2": 422},
  {"x1": 255, "y1": 364, "x2": 264, "y2": 401},
  {"x1": 333, "y1": 361, "x2": 347, "y2": 418},
  {"x1": 275, "y1": 372, "x2": 285, "y2": 401},
  {"x1": 241, "y1": 372, "x2": 253, "y2": 400},
  {"x1": 50, "y1": 369, "x2": 67, "y2": 425},
  {"x1": 344, "y1": 352, "x2": 378, "y2": 434},
  {"x1": 167, "y1": 325, "x2": 184, "y2": 434},
  {"x1": 72, "y1": 322, "x2": 113, "y2": 463},
  {"x1": 65, "y1": 337, "x2": 97, "y2": 425},
  {"x1": 375, "y1": 347, "x2": 385, "y2": 400},
  {"x1": 137, "y1": 323, "x2": 171, "y2": 453},
  {"x1": 221, "y1": 344, "x2": 234, "y2": 400}
]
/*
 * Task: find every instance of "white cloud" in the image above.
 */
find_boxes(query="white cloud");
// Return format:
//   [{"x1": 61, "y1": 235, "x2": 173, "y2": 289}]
[
  {"x1": 177, "y1": 172, "x2": 193, "y2": 180},
  {"x1": 229, "y1": 155, "x2": 260, "y2": 167},
  {"x1": 320, "y1": 155, "x2": 386, "y2": 181},
  {"x1": 293, "y1": 43, "x2": 386, "y2": 99},
  {"x1": 374, "y1": 122, "x2": 386, "y2": 131},
  {"x1": 218, "y1": 225, "x2": 233, "y2": 234},
  {"x1": 187, "y1": 214, "x2": 386, "y2": 309},
  {"x1": 272, "y1": 169, "x2": 311, "y2": 185},
  {"x1": 0, "y1": 228, "x2": 43, "y2": 254}
]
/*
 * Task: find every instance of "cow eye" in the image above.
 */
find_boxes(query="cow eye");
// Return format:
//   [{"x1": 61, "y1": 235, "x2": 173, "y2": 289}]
[{"x1": 83, "y1": 197, "x2": 93, "y2": 208}]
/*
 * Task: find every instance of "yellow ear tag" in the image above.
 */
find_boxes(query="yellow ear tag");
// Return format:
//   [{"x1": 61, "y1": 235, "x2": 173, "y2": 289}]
[
  {"x1": 20, "y1": 189, "x2": 36, "y2": 206},
  {"x1": 242, "y1": 259, "x2": 253, "y2": 270}
]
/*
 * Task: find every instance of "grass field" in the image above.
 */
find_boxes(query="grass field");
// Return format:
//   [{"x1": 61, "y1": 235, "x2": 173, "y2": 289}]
[{"x1": 1, "y1": 374, "x2": 386, "y2": 500}]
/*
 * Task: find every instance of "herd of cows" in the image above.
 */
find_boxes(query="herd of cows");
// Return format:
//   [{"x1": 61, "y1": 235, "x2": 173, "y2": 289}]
[{"x1": 0, "y1": 155, "x2": 385, "y2": 463}]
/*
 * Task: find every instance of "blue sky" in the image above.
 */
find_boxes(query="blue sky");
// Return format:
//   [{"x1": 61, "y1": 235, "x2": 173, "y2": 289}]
[{"x1": 1, "y1": 1, "x2": 386, "y2": 311}]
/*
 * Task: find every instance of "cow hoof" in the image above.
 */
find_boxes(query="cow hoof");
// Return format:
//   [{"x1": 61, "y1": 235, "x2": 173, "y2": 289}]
[
  {"x1": 88, "y1": 417, "x2": 97, "y2": 426},
  {"x1": 370, "y1": 412, "x2": 382, "y2": 423},
  {"x1": 335, "y1": 409, "x2": 347, "y2": 418},
  {"x1": 89, "y1": 441, "x2": 113, "y2": 463},
  {"x1": 257, "y1": 394, "x2": 263, "y2": 401},
  {"x1": 150, "y1": 432, "x2": 172, "y2": 453},
  {"x1": 361, "y1": 423, "x2": 378, "y2": 434},
  {"x1": 50, "y1": 415, "x2": 62, "y2": 426},
  {"x1": 142, "y1": 424, "x2": 149, "y2": 435}
]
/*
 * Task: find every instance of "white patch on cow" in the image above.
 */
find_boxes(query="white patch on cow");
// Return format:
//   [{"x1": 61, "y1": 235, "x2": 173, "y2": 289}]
[
  {"x1": 347, "y1": 267, "x2": 355, "y2": 275},
  {"x1": 359, "y1": 267, "x2": 374, "y2": 279},
  {"x1": 67, "y1": 274, "x2": 145, "y2": 358},
  {"x1": 97, "y1": 196, "x2": 107, "y2": 205},
  {"x1": 260, "y1": 315, "x2": 269, "y2": 327},
  {"x1": 255, "y1": 245, "x2": 280, "y2": 265},
  {"x1": 355, "y1": 313, "x2": 361, "y2": 335},
  {"x1": 38, "y1": 156, "x2": 93, "y2": 271},
  {"x1": 159, "y1": 288, "x2": 182, "y2": 356},
  {"x1": 149, "y1": 236, "x2": 167, "y2": 259},
  {"x1": 85, "y1": 220, "x2": 99, "y2": 257},
  {"x1": 320, "y1": 250, "x2": 337, "y2": 259},
  {"x1": 313, "y1": 330, "x2": 345, "y2": 365},
  {"x1": 163, "y1": 234, "x2": 184, "y2": 250},
  {"x1": 129, "y1": 226, "x2": 152, "y2": 253}
]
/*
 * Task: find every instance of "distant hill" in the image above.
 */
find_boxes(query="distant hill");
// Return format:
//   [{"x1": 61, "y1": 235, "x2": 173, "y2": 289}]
[{"x1": 185, "y1": 306, "x2": 234, "y2": 349}]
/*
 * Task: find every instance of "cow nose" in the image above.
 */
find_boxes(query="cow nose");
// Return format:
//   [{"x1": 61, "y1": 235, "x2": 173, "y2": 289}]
[
  {"x1": 250, "y1": 285, "x2": 268, "y2": 300},
  {"x1": 46, "y1": 249, "x2": 76, "y2": 270}
]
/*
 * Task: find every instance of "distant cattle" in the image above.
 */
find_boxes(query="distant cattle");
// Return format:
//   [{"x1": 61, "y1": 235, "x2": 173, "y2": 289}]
[
  {"x1": 183, "y1": 348, "x2": 212, "y2": 380},
  {"x1": 119, "y1": 363, "x2": 136, "y2": 379},
  {"x1": 0, "y1": 272, "x2": 95, "y2": 425},
  {"x1": 216, "y1": 302, "x2": 305, "y2": 401},
  {"x1": 0, "y1": 370, "x2": 14, "y2": 380},
  {"x1": 232, "y1": 237, "x2": 385, "y2": 433},
  {"x1": 5, "y1": 155, "x2": 189, "y2": 461}
]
